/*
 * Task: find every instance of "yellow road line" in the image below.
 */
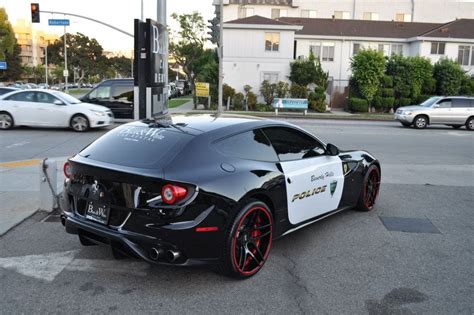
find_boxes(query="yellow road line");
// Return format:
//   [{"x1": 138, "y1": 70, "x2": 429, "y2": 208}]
[{"x1": 0, "y1": 159, "x2": 41, "y2": 168}]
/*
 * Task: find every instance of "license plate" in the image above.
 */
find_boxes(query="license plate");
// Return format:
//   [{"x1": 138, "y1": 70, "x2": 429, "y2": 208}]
[{"x1": 85, "y1": 201, "x2": 110, "y2": 224}]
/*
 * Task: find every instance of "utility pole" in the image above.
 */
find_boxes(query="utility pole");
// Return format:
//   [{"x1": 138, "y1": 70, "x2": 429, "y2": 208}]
[
  {"x1": 44, "y1": 44, "x2": 48, "y2": 86},
  {"x1": 64, "y1": 25, "x2": 68, "y2": 92},
  {"x1": 157, "y1": 0, "x2": 168, "y2": 101},
  {"x1": 217, "y1": 0, "x2": 224, "y2": 114}
]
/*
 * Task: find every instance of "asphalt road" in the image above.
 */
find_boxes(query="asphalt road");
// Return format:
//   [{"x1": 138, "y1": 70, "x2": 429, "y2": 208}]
[{"x1": 0, "y1": 118, "x2": 473, "y2": 314}]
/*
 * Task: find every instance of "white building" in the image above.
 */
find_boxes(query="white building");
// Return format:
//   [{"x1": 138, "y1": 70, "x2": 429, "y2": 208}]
[
  {"x1": 223, "y1": 16, "x2": 474, "y2": 108},
  {"x1": 220, "y1": 0, "x2": 474, "y2": 23}
]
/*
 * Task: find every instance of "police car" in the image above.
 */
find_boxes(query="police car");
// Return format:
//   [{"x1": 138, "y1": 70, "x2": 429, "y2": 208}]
[{"x1": 61, "y1": 114, "x2": 381, "y2": 278}]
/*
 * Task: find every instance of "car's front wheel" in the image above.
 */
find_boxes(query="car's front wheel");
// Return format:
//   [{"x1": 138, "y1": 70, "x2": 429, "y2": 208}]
[
  {"x1": 0, "y1": 112, "x2": 14, "y2": 130},
  {"x1": 220, "y1": 200, "x2": 273, "y2": 279},
  {"x1": 356, "y1": 165, "x2": 381, "y2": 211},
  {"x1": 413, "y1": 115, "x2": 428, "y2": 129},
  {"x1": 70, "y1": 114, "x2": 90, "y2": 132},
  {"x1": 466, "y1": 117, "x2": 474, "y2": 131}
]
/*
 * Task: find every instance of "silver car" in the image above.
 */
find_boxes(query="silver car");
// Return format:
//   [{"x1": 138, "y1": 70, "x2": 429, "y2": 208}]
[{"x1": 395, "y1": 96, "x2": 474, "y2": 130}]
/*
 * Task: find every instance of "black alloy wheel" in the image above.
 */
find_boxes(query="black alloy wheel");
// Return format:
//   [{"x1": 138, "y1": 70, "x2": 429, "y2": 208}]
[{"x1": 356, "y1": 165, "x2": 381, "y2": 211}]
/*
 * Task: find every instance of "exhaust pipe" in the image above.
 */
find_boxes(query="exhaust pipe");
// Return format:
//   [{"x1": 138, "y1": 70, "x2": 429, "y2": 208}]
[
  {"x1": 166, "y1": 250, "x2": 181, "y2": 262},
  {"x1": 150, "y1": 248, "x2": 164, "y2": 261}
]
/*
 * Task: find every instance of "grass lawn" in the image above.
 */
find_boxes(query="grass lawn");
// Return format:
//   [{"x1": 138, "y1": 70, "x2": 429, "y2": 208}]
[{"x1": 169, "y1": 96, "x2": 192, "y2": 108}]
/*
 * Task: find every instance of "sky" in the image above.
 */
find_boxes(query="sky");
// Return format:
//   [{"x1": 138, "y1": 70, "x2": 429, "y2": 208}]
[{"x1": 0, "y1": 0, "x2": 215, "y2": 54}]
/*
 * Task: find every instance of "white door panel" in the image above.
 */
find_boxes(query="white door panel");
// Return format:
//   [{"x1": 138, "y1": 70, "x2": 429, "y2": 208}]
[{"x1": 281, "y1": 155, "x2": 344, "y2": 225}]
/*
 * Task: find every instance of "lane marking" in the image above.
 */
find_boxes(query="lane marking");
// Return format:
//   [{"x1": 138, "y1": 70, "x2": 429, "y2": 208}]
[
  {"x1": 0, "y1": 159, "x2": 41, "y2": 168},
  {"x1": 0, "y1": 250, "x2": 150, "y2": 282},
  {"x1": 5, "y1": 141, "x2": 30, "y2": 149}
]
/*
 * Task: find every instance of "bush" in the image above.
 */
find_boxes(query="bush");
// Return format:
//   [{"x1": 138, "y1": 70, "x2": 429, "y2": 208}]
[
  {"x1": 223, "y1": 84, "x2": 235, "y2": 104},
  {"x1": 247, "y1": 91, "x2": 257, "y2": 110},
  {"x1": 289, "y1": 83, "x2": 308, "y2": 98},
  {"x1": 260, "y1": 80, "x2": 276, "y2": 105},
  {"x1": 275, "y1": 81, "x2": 289, "y2": 98},
  {"x1": 373, "y1": 96, "x2": 383, "y2": 109},
  {"x1": 415, "y1": 94, "x2": 432, "y2": 104},
  {"x1": 232, "y1": 92, "x2": 244, "y2": 110},
  {"x1": 381, "y1": 75, "x2": 393, "y2": 87},
  {"x1": 381, "y1": 88, "x2": 394, "y2": 97},
  {"x1": 460, "y1": 76, "x2": 474, "y2": 96},
  {"x1": 350, "y1": 49, "x2": 386, "y2": 104},
  {"x1": 256, "y1": 103, "x2": 271, "y2": 112},
  {"x1": 308, "y1": 87, "x2": 326, "y2": 112},
  {"x1": 382, "y1": 97, "x2": 395, "y2": 109},
  {"x1": 349, "y1": 98, "x2": 369, "y2": 112},
  {"x1": 398, "y1": 97, "x2": 412, "y2": 107},
  {"x1": 433, "y1": 58, "x2": 465, "y2": 95},
  {"x1": 422, "y1": 78, "x2": 437, "y2": 94}
]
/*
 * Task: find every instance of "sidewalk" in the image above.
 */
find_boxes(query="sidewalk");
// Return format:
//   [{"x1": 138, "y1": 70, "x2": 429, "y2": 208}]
[
  {"x1": 0, "y1": 157, "x2": 67, "y2": 236},
  {"x1": 169, "y1": 99, "x2": 194, "y2": 113}
]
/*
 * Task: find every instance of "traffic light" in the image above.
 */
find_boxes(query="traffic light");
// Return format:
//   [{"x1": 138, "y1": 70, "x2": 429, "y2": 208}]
[
  {"x1": 207, "y1": 17, "x2": 219, "y2": 45},
  {"x1": 31, "y1": 3, "x2": 40, "y2": 23}
]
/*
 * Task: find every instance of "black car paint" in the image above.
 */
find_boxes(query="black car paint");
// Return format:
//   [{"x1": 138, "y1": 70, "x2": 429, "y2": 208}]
[{"x1": 62, "y1": 115, "x2": 379, "y2": 266}]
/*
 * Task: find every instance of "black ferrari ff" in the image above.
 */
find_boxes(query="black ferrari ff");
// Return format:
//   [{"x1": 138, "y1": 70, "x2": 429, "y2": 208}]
[{"x1": 61, "y1": 114, "x2": 381, "y2": 278}]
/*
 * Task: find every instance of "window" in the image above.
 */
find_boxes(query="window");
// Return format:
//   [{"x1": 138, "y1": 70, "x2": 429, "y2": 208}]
[
  {"x1": 262, "y1": 72, "x2": 279, "y2": 84},
  {"x1": 391, "y1": 44, "x2": 403, "y2": 55},
  {"x1": 458, "y1": 45, "x2": 473, "y2": 66},
  {"x1": 322, "y1": 43, "x2": 335, "y2": 62},
  {"x1": 363, "y1": 12, "x2": 379, "y2": 20},
  {"x1": 451, "y1": 99, "x2": 470, "y2": 108},
  {"x1": 36, "y1": 92, "x2": 60, "y2": 104},
  {"x1": 310, "y1": 43, "x2": 321, "y2": 59},
  {"x1": 111, "y1": 85, "x2": 133, "y2": 104},
  {"x1": 88, "y1": 85, "x2": 111, "y2": 101},
  {"x1": 378, "y1": 44, "x2": 390, "y2": 56},
  {"x1": 430, "y1": 42, "x2": 445, "y2": 55},
  {"x1": 238, "y1": 7, "x2": 254, "y2": 18},
  {"x1": 353, "y1": 43, "x2": 361, "y2": 55},
  {"x1": 215, "y1": 130, "x2": 278, "y2": 162},
  {"x1": 437, "y1": 99, "x2": 451, "y2": 108},
  {"x1": 301, "y1": 10, "x2": 317, "y2": 18},
  {"x1": 334, "y1": 11, "x2": 350, "y2": 19},
  {"x1": 395, "y1": 13, "x2": 411, "y2": 22},
  {"x1": 271, "y1": 8, "x2": 286, "y2": 19},
  {"x1": 265, "y1": 32, "x2": 280, "y2": 51},
  {"x1": 6, "y1": 91, "x2": 36, "y2": 102},
  {"x1": 262, "y1": 127, "x2": 325, "y2": 161}
]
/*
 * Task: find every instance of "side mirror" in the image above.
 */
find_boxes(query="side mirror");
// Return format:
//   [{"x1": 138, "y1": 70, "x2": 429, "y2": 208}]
[
  {"x1": 326, "y1": 143, "x2": 339, "y2": 156},
  {"x1": 54, "y1": 100, "x2": 64, "y2": 105},
  {"x1": 432, "y1": 104, "x2": 439, "y2": 108}
]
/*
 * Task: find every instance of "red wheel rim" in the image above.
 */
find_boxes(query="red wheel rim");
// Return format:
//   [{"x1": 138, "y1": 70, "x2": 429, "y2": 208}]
[
  {"x1": 232, "y1": 206, "x2": 272, "y2": 276},
  {"x1": 364, "y1": 168, "x2": 380, "y2": 210}
]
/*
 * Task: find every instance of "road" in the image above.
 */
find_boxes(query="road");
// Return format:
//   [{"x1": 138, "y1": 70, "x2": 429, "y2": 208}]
[{"x1": 0, "y1": 118, "x2": 473, "y2": 314}]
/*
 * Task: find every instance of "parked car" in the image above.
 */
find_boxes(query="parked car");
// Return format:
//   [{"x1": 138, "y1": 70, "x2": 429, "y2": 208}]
[
  {"x1": 0, "y1": 87, "x2": 19, "y2": 96},
  {"x1": 175, "y1": 80, "x2": 190, "y2": 96},
  {"x1": 0, "y1": 89, "x2": 113, "y2": 132},
  {"x1": 168, "y1": 83, "x2": 179, "y2": 99},
  {"x1": 60, "y1": 114, "x2": 381, "y2": 278},
  {"x1": 81, "y1": 79, "x2": 134, "y2": 119},
  {"x1": 395, "y1": 96, "x2": 474, "y2": 130}
]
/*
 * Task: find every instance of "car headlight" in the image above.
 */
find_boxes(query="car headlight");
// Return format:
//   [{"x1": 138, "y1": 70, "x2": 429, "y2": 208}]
[
  {"x1": 90, "y1": 110, "x2": 106, "y2": 117},
  {"x1": 403, "y1": 111, "x2": 412, "y2": 115}
]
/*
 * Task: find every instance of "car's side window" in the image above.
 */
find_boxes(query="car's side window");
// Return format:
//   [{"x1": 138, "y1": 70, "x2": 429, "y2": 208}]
[
  {"x1": 215, "y1": 129, "x2": 278, "y2": 162},
  {"x1": 111, "y1": 84, "x2": 133, "y2": 104},
  {"x1": 6, "y1": 91, "x2": 36, "y2": 102},
  {"x1": 451, "y1": 99, "x2": 469, "y2": 108},
  {"x1": 88, "y1": 85, "x2": 111, "y2": 101},
  {"x1": 437, "y1": 99, "x2": 452, "y2": 108},
  {"x1": 36, "y1": 92, "x2": 60, "y2": 104},
  {"x1": 262, "y1": 127, "x2": 325, "y2": 161}
]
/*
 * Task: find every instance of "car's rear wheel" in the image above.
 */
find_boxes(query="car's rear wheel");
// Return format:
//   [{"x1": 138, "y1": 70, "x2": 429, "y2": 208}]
[
  {"x1": 0, "y1": 112, "x2": 14, "y2": 130},
  {"x1": 220, "y1": 200, "x2": 273, "y2": 279},
  {"x1": 70, "y1": 114, "x2": 89, "y2": 132},
  {"x1": 356, "y1": 165, "x2": 381, "y2": 211},
  {"x1": 466, "y1": 117, "x2": 474, "y2": 131},
  {"x1": 413, "y1": 115, "x2": 428, "y2": 129}
]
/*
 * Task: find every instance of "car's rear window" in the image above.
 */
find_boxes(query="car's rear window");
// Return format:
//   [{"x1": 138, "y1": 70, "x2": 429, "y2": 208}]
[{"x1": 79, "y1": 124, "x2": 194, "y2": 168}]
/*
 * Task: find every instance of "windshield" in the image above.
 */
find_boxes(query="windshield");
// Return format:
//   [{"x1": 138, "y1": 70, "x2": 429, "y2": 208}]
[
  {"x1": 420, "y1": 97, "x2": 441, "y2": 107},
  {"x1": 52, "y1": 91, "x2": 82, "y2": 104}
]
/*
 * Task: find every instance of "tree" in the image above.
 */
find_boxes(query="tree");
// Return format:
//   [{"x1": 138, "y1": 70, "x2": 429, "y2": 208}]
[
  {"x1": 0, "y1": 8, "x2": 15, "y2": 60},
  {"x1": 260, "y1": 80, "x2": 276, "y2": 105},
  {"x1": 169, "y1": 12, "x2": 206, "y2": 108},
  {"x1": 0, "y1": 44, "x2": 22, "y2": 81},
  {"x1": 109, "y1": 56, "x2": 132, "y2": 78},
  {"x1": 433, "y1": 58, "x2": 466, "y2": 95},
  {"x1": 195, "y1": 49, "x2": 218, "y2": 108},
  {"x1": 289, "y1": 51, "x2": 328, "y2": 89},
  {"x1": 350, "y1": 49, "x2": 386, "y2": 110}
]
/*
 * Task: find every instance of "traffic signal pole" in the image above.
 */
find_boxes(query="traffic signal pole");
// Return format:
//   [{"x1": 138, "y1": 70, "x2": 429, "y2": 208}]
[{"x1": 218, "y1": 0, "x2": 224, "y2": 114}]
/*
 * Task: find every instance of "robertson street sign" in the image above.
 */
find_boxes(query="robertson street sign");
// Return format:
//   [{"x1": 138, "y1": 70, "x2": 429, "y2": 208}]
[
  {"x1": 0, "y1": 61, "x2": 7, "y2": 70},
  {"x1": 48, "y1": 19, "x2": 70, "y2": 26}
]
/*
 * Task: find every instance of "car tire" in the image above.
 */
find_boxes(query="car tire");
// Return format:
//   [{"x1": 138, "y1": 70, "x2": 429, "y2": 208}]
[
  {"x1": 413, "y1": 115, "x2": 428, "y2": 129},
  {"x1": 219, "y1": 200, "x2": 273, "y2": 279},
  {"x1": 466, "y1": 117, "x2": 474, "y2": 131},
  {"x1": 355, "y1": 164, "x2": 381, "y2": 212},
  {"x1": 70, "y1": 114, "x2": 90, "y2": 132},
  {"x1": 0, "y1": 112, "x2": 14, "y2": 130}
]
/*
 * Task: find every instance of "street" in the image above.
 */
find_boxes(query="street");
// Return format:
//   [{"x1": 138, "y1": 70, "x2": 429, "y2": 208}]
[{"x1": 0, "y1": 118, "x2": 473, "y2": 314}]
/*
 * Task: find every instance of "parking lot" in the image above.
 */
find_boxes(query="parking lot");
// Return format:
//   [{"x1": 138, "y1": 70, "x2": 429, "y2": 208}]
[{"x1": 0, "y1": 118, "x2": 473, "y2": 314}]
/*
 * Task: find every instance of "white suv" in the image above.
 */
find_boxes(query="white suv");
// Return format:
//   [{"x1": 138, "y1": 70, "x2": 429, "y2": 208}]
[{"x1": 395, "y1": 96, "x2": 474, "y2": 130}]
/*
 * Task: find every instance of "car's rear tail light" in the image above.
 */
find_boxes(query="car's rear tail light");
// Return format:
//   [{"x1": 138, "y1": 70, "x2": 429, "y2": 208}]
[
  {"x1": 63, "y1": 162, "x2": 72, "y2": 178},
  {"x1": 161, "y1": 184, "x2": 187, "y2": 205},
  {"x1": 195, "y1": 227, "x2": 219, "y2": 232}
]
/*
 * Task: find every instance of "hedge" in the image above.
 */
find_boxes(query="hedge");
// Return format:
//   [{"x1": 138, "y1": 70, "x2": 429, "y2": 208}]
[{"x1": 349, "y1": 98, "x2": 369, "y2": 112}]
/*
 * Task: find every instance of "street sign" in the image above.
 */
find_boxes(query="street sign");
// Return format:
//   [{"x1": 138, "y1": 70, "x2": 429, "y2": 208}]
[
  {"x1": 196, "y1": 82, "x2": 210, "y2": 97},
  {"x1": 0, "y1": 61, "x2": 7, "y2": 70},
  {"x1": 48, "y1": 19, "x2": 70, "y2": 26},
  {"x1": 63, "y1": 69, "x2": 69, "y2": 77}
]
